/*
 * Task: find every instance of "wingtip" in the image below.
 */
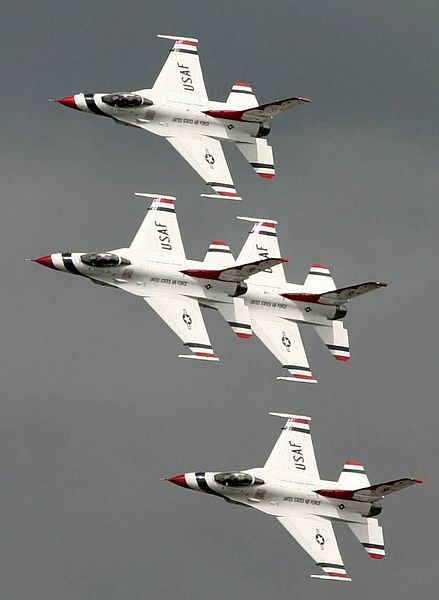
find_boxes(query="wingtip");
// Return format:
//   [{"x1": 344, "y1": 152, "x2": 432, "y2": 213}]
[
  {"x1": 277, "y1": 376, "x2": 318, "y2": 384},
  {"x1": 310, "y1": 574, "x2": 352, "y2": 582},
  {"x1": 236, "y1": 216, "x2": 278, "y2": 224},
  {"x1": 134, "y1": 192, "x2": 176, "y2": 201},
  {"x1": 178, "y1": 354, "x2": 220, "y2": 362},
  {"x1": 157, "y1": 34, "x2": 199, "y2": 43},
  {"x1": 269, "y1": 412, "x2": 312, "y2": 421},
  {"x1": 200, "y1": 193, "x2": 242, "y2": 201}
]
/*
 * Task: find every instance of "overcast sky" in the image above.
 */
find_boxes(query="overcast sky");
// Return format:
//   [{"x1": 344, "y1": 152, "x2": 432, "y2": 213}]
[{"x1": 1, "y1": 1, "x2": 438, "y2": 598}]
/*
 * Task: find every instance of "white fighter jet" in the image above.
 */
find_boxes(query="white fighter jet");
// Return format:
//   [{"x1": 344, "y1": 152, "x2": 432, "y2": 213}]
[
  {"x1": 55, "y1": 34, "x2": 310, "y2": 200},
  {"x1": 166, "y1": 412, "x2": 422, "y2": 582},
  {"x1": 31, "y1": 193, "x2": 386, "y2": 383}
]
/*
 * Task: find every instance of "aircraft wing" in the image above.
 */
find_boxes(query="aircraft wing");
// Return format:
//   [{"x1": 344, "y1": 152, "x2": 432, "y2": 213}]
[
  {"x1": 153, "y1": 35, "x2": 208, "y2": 103},
  {"x1": 265, "y1": 413, "x2": 319, "y2": 479},
  {"x1": 236, "y1": 217, "x2": 286, "y2": 286},
  {"x1": 166, "y1": 136, "x2": 241, "y2": 199},
  {"x1": 144, "y1": 295, "x2": 218, "y2": 361},
  {"x1": 277, "y1": 515, "x2": 351, "y2": 582},
  {"x1": 251, "y1": 318, "x2": 317, "y2": 383},
  {"x1": 130, "y1": 193, "x2": 185, "y2": 262}
]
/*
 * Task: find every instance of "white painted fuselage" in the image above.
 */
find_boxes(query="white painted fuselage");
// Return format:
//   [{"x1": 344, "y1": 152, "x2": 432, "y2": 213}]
[
  {"x1": 72, "y1": 89, "x2": 262, "y2": 142},
  {"x1": 47, "y1": 249, "x2": 340, "y2": 327},
  {"x1": 180, "y1": 468, "x2": 376, "y2": 524}
]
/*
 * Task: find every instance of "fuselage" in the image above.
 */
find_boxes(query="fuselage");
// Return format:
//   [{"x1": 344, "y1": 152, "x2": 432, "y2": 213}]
[
  {"x1": 169, "y1": 468, "x2": 380, "y2": 524},
  {"x1": 58, "y1": 90, "x2": 266, "y2": 142},
  {"x1": 38, "y1": 249, "x2": 344, "y2": 327}
]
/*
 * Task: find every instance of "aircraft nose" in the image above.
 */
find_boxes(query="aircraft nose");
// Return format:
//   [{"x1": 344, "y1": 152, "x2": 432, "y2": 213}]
[
  {"x1": 166, "y1": 473, "x2": 189, "y2": 488},
  {"x1": 56, "y1": 95, "x2": 78, "y2": 110},
  {"x1": 32, "y1": 255, "x2": 56, "y2": 269}
]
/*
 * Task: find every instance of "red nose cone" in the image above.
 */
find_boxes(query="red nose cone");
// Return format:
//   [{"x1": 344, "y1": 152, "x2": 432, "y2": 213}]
[
  {"x1": 166, "y1": 474, "x2": 189, "y2": 488},
  {"x1": 56, "y1": 95, "x2": 78, "y2": 109},
  {"x1": 32, "y1": 255, "x2": 55, "y2": 269}
]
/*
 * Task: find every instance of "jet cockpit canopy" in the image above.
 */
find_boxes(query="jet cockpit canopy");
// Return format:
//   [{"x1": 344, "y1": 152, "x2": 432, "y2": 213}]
[
  {"x1": 101, "y1": 93, "x2": 152, "y2": 108},
  {"x1": 214, "y1": 472, "x2": 264, "y2": 487},
  {"x1": 80, "y1": 253, "x2": 131, "y2": 268}
]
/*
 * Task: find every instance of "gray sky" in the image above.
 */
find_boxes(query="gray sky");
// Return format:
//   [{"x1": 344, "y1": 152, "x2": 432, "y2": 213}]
[{"x1": 1, "y1": 1, "x2": 438, "y2": 598}]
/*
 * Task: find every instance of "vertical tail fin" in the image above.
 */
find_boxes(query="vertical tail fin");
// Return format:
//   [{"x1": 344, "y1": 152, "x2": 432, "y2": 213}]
[
  {"x1": 313, "y1": 321, "x2": 350, "y2": 362},
  {"x1": 348, "y1": 519, "x2": 386, "y2": 560},
  {"x1": 338, "y1": 460, "x2": 370, "y2": 489},
  {"x1": 226, "y1": 81, "x2": 258, "y2": 109}
]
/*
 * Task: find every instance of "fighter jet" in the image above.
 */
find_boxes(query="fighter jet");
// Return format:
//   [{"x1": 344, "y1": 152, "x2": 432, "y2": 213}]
[
  {"x1": 31, "y1": 193, "x2": 386, "y2": 383},
  {"x1": 55, "y1": 34, "x2": 310, "y2": 200},
  {"x1": 166, "y1": 412, "x2": 422, "y2": 582}
]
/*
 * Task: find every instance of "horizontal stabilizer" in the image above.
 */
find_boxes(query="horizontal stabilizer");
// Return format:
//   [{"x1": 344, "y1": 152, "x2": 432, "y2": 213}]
[
  {"x1": 182, "y1": 257, "x2": 288, "y2": 283},
  {"x1": 348, "y1": 519, "x2": 385, "y2": 560},
  {"x1": 216, "y1": 298, "x2": 252, "y2": 339},
  {"x1": 316, "y1": 477, "x2": 422, "y2": 502},
  {"x1": 204, "y1": 96, "x2": 310, "y2": 123},
  {"x1": 236, "y1": 139, "x2": 275, "y2": 179},
  {"x1": 338, "y1": 460, "x2": 370, "y2": 489},
  {"x1": 282, "y1": 282, "x2": 387, "y2": 306},
  {"x1": 304, "y1": 264, "x2": 335, "y2": 293},
  {"x1": 313, "y1": 321, "x2": 350, "y2": 362},
  {"x1": 203, "y1": 240, "x2": 235, "y2": 268},
  {"x1": 225, "y1": 81, "x2": 258, "y2": 109}
]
